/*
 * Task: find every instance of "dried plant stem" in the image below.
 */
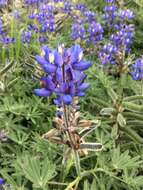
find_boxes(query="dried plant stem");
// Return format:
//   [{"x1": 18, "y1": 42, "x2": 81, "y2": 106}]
[
  {"x1": 63, "y1": 105, "x2": 81, "y2": 176},
  {"x1": 63, "y1": 105, "x2": 75, "y2": 149}
]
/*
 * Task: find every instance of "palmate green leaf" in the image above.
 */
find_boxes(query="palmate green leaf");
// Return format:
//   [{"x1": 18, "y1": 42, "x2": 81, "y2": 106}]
[
  {"x1": 40, "y1": 157, "x2": 56, "y2": 187},
  {"x1": 8, "y1": 130, "x2": 29, "y2": 145},
  {"x1": 16, "y1": 155, "x2": 56, "y2": 188},
  {"x1": 111, "y1": 147, "x2": 142, "y2": 170},
  {"x1": 123, "y1": 169, "x2": 143, "y2": 189},
  {"x1": 0, "y1": 97, "x2": 29, "y2": 114}
]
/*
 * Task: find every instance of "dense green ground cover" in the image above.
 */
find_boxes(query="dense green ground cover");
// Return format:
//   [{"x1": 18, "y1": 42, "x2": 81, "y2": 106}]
[{"x1": 1, "y1": 0, "x2": 143, "y2": 189}]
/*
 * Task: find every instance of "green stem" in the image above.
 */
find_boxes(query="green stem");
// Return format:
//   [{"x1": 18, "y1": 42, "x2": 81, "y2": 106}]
[
  {"x1": 65, "y1": 167, "x2": 127, "y2": 190},
  {"x1": 2, "y1": 47, "x2": 6, "y2": 64}
]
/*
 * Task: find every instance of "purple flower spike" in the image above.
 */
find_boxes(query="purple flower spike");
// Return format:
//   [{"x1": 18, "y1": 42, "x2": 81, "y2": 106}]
[
  {"x1": 130, "y1": 57, "x2": 143, "y2": 81},
  {"x1": 34, "y1": 44, "x2": 91, "y2": 105}
]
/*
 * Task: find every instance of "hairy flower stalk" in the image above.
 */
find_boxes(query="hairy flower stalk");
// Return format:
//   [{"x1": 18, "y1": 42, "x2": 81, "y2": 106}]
[{"x1": 34, "y1": 44, "x2": 102, "y2": 175}]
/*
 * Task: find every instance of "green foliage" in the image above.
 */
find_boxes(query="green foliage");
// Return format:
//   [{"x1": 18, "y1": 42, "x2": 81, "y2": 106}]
[{"x1": 0, "y1": 0, "x2": 143, "y2": 190}]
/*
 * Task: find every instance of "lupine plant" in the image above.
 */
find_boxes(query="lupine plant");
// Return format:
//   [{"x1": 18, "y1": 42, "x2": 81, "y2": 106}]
[
  {"x1": 34, "y1": 44, "x2": 102, "y2": 175},
  {"x1": 1, "y1": 0, "x2": 143, "y2": 190}
]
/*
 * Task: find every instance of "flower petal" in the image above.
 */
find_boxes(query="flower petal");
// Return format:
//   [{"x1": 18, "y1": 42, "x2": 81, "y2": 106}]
[
  {"x1": 41, "y1": 77, "x2": 55, "y2": 91},
  {"x1": 34, "y1": 88, "x2": 52, "y2": 97},
  {"x1": 77, "y1": 92, "x2": 85, "y2": 97},
  {"x1": 70, "y1": 44, "x2": 83, "y2": 63},
  {"x1": 78, "y1": 83, "x2": 90, "y2": 91},
  {"x1": 42, "y1": 64, "x2": 57, "y2": 73},
  {"x1": 62, "y1": 95, "x2": 72, "y2": 105},
  {"x1": 73, "y1": 60, "x2": 91, "y2": 71},
  {"x1": 35, "y1": 55, "x2": 48, "y2": 65},
  {"x1": 54, "y1": 50, "x2": 63, "y2": 66}
]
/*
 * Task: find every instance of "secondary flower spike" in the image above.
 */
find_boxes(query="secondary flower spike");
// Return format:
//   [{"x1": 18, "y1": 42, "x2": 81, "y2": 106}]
[
  {"x1": 130, "y1": 57, "x2": 143, "y2": 80},
  {"x1": 34, "y1": 44, "x2": 91, "y2": 105}
]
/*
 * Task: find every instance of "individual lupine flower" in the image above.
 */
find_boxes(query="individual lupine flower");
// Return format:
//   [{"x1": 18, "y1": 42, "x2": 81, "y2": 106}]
[
  {"x1": 28, "y1": 24, "x2": 38, "y2": 32},
  {"x1": 71, "y1": 19, "x2": 85, "y2": 41},
  {"x1": 28, "y1": 12, "x2": 37, "y2": 20},
  {"x1": 40, "y1": 19, "x2": 55, "y2": 32},
  {"x1": 38, "y1": 35, "x2": 48, "y2": 43},
  {"x1": 39, "y1": 4, "x2": 54, "y2": 14},
  {"x1": 0, "y1": 178, "x2": 4, "y2": 185},
  {"x1": 0, "y1": 36, "x2": 15, "y2": 45},
  {"x1": 104, "y1": 5, "x2": 117, "y2": 12},
  {"x1": 34, "y1": 44, "x2": 91, "y2": 105},
  {"x1": 98, "y1": 43, "x2": 117, "y2": 65},
  {"x1": 12, "y1": 10, "x2": 20, "y2": 19},
  {"x1": 0, "y1": 0, "x2": 7, "y2": 7},
  {"x1": 0, "y1": 19, "x2": 4, "y2": 35},
  {"x1": 24, "y1": 0, "x2": 40, "y2": 5},
  {"x1": 103, "y1": 5, "x2": 117, "y2": 28},
  {"x1": 21, "y1": 30, "x2": 32, "y2": 43},
  {"x1": 105, "y1": 0, "x2": 115, "y2": 3},
  {"x1": 119, "y1": 9, "x2": 134, "y2": 20},
  {"x1": 84, "y1": 11, "x2": 95, "y2": 22},
  {"x1": 110, "y1": 24, "x2": 134, "y2": 53},
  {"x1": 62, "y1": 1, "x2": 73, "y2": 14},
  {"x1": 130, "y1": 57, "x2": 143, "y2": 80},
  {"x1": 53, "y1": 0, "x2": 64, "y2": 2},
  {"x1": 87, "y1": 22, "x2": 103, "y2": 45},
  {"x1": 103, "y1": 5, "x2": 117, "y2": 19},
  {"x1": 75, "y1": 3, "x2": 87, "y2": 12}
]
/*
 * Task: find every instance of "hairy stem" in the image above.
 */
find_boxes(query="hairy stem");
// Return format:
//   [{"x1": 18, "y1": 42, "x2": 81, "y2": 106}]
[{"x1": 63, "y1": 105, "x2": 81, "y2": 176}]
